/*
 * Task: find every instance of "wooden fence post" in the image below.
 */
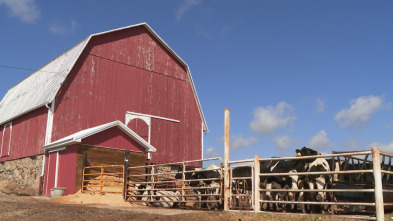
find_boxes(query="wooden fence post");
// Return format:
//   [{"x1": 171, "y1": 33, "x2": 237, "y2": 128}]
[
  {"x1": 123, "y1": 150, "x2": 130, "y2": 200},
  {"x1": 372, "y1": 148, "x2": 384, "y2": 221},
  {"x1": 254, "y1": 155, "x2": 260, "y2": 213},
  {"x1": 224, "y1": 108, "x2": 230, "y2": 211}
]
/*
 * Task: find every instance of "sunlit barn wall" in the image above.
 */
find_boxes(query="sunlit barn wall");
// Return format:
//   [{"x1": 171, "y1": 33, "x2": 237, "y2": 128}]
[{"x1": 51, "y1": 26, "x2": 202, "y2": 164}]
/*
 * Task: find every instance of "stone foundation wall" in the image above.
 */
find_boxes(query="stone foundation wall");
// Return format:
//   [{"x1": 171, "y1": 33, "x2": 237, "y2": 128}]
[{"x1": 0, "y1": 155, "x2": 43, "y2": 195}]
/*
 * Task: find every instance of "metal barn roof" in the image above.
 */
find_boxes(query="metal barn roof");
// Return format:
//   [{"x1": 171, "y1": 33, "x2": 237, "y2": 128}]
[
  {"x1": 0, "y1": 38, "x2": 88, "y2": 125},
  {"x1": 0, "y1": 23, "x2": 207, "y2": 131}
]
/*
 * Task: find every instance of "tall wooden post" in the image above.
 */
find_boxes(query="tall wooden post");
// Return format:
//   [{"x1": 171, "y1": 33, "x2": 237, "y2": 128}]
[
  {"x1": 372, "y1": 148, "x2": 384, "y2": 221},
  {"x1": 224, "y1": 108, "x2": 230, "y2": 211},
  {"x1": 254, "y1": 155, "x2": 260, "y2": 213},
  {"x1": 123, "y1": 150, "x2": 130, "y2": 200}
]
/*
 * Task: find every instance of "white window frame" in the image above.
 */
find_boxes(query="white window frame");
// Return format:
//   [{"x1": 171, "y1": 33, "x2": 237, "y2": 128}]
[{"x1": 0, "y1": 122, "x2": 12, "y2": 157}]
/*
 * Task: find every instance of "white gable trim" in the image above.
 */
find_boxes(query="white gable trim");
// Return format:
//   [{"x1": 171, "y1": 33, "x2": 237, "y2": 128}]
[{"x1": 42, "y1": 120, "x2": 156, "y2": 152}]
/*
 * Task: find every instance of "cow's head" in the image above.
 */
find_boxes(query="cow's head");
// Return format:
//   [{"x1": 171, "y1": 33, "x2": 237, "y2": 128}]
[{"x1": 296, "y1": 146, "x2": 320, "y2": 156}]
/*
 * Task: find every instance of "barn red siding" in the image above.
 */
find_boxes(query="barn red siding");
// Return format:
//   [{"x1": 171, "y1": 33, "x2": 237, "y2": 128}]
[
  {"x1": 52, "y1": 26, "x2": 202, "y2": 164},
  {"x1": 1, "y1": 125, "x2": 10, "y2": 157},
  {"x1": 80, "y1": 127, "x2": 146, "y2": 152},
  {"x1": 44, "y1": 151, "x2": 57, "y2": 196},
  {"x1": 0, "y1": 127, "x2": 3, "y2": 156},
  {"x1": 127, "y1": 119, "x2": 149, "y2": 142},
  {"x1": 0, "y1": 107, "x2": 47, "y2": 162},
  {"x1": 57, "y1": 145, "x2": 77, "y2": 195}
]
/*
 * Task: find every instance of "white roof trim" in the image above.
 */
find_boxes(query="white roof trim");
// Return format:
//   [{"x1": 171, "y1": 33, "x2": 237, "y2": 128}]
[
  {"x1": 0, "y1": 23, "x2": 207, "y2": 131},
  {"x1": 42, "y1": 120, "x2": 156, "y2": 152}
]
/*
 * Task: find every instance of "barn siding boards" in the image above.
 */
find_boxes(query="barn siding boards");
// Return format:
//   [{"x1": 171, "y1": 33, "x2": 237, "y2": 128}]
[
  {"x1": 0, "y1": 127, "x2": 3, "y2": 157},
  {"x1": 57, "y1": 145, "x2": 77, "y2": 195},
  {"x1": 44, "y1": 151, "x2": 57, "y2": 196},
  {"x1": 80, "y1": 126, "x2": 146, "y2": 152},
  {"x1": 0, "y1": 107, "x2": 47, "y2": 162},
  {"x1": 52, "y1": 26, "x2": 202, "y2": 164},
  {"x1": 127, "y1": 118, "x2": 149, "y2": 142}
]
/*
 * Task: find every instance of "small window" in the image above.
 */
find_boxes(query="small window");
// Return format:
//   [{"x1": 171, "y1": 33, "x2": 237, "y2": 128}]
[{"x1": 0, "y1": 122, "x2": 12, "y2": 157}]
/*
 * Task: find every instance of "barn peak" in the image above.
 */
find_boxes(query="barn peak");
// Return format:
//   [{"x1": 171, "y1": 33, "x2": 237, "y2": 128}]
[{"x1": 0, "y1": 23, "x2": 207, "y2": 131}]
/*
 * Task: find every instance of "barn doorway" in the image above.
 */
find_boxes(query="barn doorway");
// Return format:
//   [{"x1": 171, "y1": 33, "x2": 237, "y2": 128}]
[{"x1": 76, "y1": 145, "x2": 146, "y2": 194}]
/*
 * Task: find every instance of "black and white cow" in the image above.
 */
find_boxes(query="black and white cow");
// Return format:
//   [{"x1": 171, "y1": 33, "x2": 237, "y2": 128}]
[
  {"x1": 259, "y1": 159, "x2": 297, "y2": 212},
  {"x1": 175, "y1": 165, "x2": 222, "y2": 210},
  {"x1": 231, "y1": 166, "x2": 253, "y2": 209},
  {"x1": 293, "y1": 147, "x2": 331, "y2": 213}
]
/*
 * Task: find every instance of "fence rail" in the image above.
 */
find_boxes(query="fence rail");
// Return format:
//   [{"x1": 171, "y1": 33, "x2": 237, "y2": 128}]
[
  {"x1": 125, "y1": 158, "x2": 223, "y2": 209},
  {"x1": 78, "y1": 148, "x2": 393, "y2": 220},
  {"x1": 250, "y1": 148, "x2": 391, "y2": 221}
]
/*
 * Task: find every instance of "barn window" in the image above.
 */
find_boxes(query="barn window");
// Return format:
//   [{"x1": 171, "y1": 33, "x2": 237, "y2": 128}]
[{"x1": 0, "y1": 122, "x2": 12, "y2": 157}]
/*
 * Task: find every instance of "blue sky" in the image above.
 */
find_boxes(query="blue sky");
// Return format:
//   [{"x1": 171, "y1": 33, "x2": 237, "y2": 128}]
[{"x1": 1, "y1": 0, "x2": 393, "y2": 161}]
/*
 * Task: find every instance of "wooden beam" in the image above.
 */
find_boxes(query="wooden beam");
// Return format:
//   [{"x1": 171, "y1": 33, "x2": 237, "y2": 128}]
[
  {"x1": 372, "y1": 148, "x2": 384, "y2": 221},
  {"x1": 224, "y1": 108, "x2": 230, "y2": 211}
]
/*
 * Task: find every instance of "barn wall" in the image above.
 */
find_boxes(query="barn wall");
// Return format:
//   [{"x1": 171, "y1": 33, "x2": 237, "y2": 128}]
[
  {"x1": 52, "y1": 26, "x2": 202, "y2": 164},
  {"x1": 80, "y1": 127, "x2": 146, "y2": 152},
  {"x1": 44, "y1": 151, "x2": 57, "y2": 196},
  {"x1": 57, "y1": 145, "x2": 77, "y2": 195},
  {"x1": 0, "y1": 107, "x2": 47, "y2": 162}
]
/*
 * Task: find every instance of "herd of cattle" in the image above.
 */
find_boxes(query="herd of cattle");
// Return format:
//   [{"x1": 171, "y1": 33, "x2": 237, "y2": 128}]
[
  {"x1": 130, "y1": 146, "x2": 389, "y2": 214},
  {"x1": 232, "y1": 146, "x2": 332, "y2": 213}
]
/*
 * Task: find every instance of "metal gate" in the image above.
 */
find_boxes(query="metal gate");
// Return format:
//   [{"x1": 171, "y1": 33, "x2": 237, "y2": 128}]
[
  {"x1": 228, "y1": 159, "x2": 254, "y2": 210},
  {"x1": 125, "y1": 157, "x2": 223, "y2": 209},
  {"x1": 82, "y1": 165, "x2": 124, "y2": 195}
]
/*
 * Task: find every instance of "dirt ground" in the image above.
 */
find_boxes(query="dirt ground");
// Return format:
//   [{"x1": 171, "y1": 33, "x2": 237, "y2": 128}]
[{"x1": 0, "y1": 191, "x2": 391, "y2": 221}]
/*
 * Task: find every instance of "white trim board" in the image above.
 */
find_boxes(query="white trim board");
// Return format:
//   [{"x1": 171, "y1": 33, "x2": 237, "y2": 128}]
[{"x1": 126, "y1": 111, "x2": 180, "y2": 123}]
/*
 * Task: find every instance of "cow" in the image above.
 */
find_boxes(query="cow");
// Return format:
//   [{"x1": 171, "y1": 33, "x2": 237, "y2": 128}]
[
  {"x1": 231, "y1": 166, "x2": 253, "y2": 209},
  {"x1": 174, "y1": 165, "x2": 222, "y2": 210},
  {"x1": 259, "y1": 159, "x2": 296, "y2": 212},
  {"x1": 293, "y1": 146, "x2": 331, "y2": 214}
]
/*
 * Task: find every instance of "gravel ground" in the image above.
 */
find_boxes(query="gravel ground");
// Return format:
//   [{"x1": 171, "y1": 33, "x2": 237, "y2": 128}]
[{"x1": 1, "y1": 193, "x2": 388, "y2": 221}]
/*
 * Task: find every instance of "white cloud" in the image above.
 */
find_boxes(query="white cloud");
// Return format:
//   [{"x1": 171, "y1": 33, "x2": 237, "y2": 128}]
[
  {"x1": 204, "y1": 147, "x2": 220, "y2": 158},
  {"x1": 316, "y1": 98, "x2": 325, "y2": 113},
  {"x1": 250, "y1": 101, "x2": 296, "y2": 135},
  {"x1": 175, "y1": 0, "x2": 202, "y2": 21},
  {"x1": 0, "y1": 0, "x2": 40, "y2": 23},
  {"x1": 274, "y1": 135, "x2": 291, "y2": 150},
  {"x1": 369, "y1": 142, "x2": 393, "y2": 154},
  {"x1": 334, "y1": 95, "x2": 384, "y2": 129},
  {"x1": 308, "y1": 130, "x2": 331, "y2": 151},
  {"x1": 216, "y1": 135, "x2": 258, "y2": 151},
  {"x1": 342, "y1": 138, "x2": 360, "y2": 150},
  {"x1": 231, "y1": 135, "x2": 258, "y2": 150},
  {"x1": 49, "y1": 19, "x2": 76, "y2": 36}
]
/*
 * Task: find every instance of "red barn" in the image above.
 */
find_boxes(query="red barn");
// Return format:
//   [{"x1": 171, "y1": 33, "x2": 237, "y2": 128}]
[{"x1": 0, "y1": 23, "x2": 207, "y2": 196}]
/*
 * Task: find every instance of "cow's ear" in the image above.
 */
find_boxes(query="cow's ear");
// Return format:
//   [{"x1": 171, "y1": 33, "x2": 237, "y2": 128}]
[{"x1": 296, "y1": 149, "x2": 301, "y2": 156}]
